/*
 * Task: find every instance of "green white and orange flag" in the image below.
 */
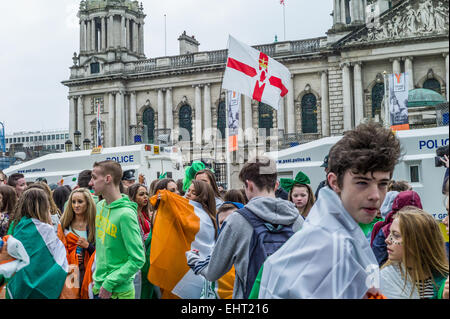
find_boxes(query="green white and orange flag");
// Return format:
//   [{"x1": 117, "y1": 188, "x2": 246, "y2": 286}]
[
  {"x1": 6, "y1": 217, "x2": 68, "y2": 299},
  {"x1": 148, "y1": 190, "x2": 215, "y2": 299}
]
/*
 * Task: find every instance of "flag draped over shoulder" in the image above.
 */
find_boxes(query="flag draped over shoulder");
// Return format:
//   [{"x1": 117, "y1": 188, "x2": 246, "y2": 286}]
[
  {"x1": 6, "y1": 217, "x2": 68, "y2": 299},
  {"x1": 80, "y1": 251, "x2": 96, "y2": 299},
  {"x1": 222, "y1": 35, "x2": 291, "y2": 110},
  {"x1": 148, "y1": 190, "x2": 215, "y2": 299},
  {"x1": 57, "y1": 225, "x2": 93, "y2": 299}
]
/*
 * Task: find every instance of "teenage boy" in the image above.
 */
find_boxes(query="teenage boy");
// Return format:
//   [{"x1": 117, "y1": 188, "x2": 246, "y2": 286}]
[
  {"x1": 89, "y1": 160, "x2": 145, "y2": 299},
  {"x1": 186, "y1": 156, "x2": 303, "y2": 299},
  {"x1": 254, "y1": 122, "x2": 401, "y2": 298}
]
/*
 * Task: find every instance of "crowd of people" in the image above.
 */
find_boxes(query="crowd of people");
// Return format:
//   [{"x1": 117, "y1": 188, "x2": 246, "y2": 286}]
[{"x1": 0, "y1": 122, "x2": 448, "y2": 299}]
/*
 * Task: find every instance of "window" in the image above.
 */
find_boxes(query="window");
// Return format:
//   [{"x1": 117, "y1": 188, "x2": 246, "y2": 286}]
[
  {"x1": 39, "y1": 136, "x2": 42, "y2": 141},
  {"x1": 409, "y1": 165, "x2": 420, "y2": 183},
  {"x1": 372, "y1": 83, "x2": 385, "y2": 118},
  {"x1": 13, "y1": 138, "x2": 16, "y2": 143},
  {"x1": 423, "y1": 78, "x2": 441, "y2": 94},
  {"x1": 143, "y1": 107, "x2": 155, "y2": 144},
  {"x1": 26, "y1": 137, "x2": 29, "y2": 142},
  {"x1": 56, "y1": 144, "x2": 60, "y2": 150},
  {"x1": 258, "y1": 103, "x2": 274, "y2": 136},
  {"x1": 65, "y1": 134, "x2": 69, "y2": 139},
  {"x1": 47, "y1": 135, "x2": 51, "y2": 140},
  {"x1": 52, "y1": 145, "x2": 55, "y2": 150},
  {"x1": 5, "y1": 138, "x2": 8, "y2": 143},
  {"x1": 61, "y1": 144, "x2": 64, "y2": 149},
  {"x1": 90, "y1": 62, "x2": 100, "y2": 74},
  {"x1": 217, "y1": 101, "x2": 226, "y2": 139},
  {"x1": 52, "y1": 135, "x2": 55, "y2": 140},
  {"x1": 301, "y1": 93, "x2": 318, "y2": 133},
  {"x1": 178, "y1": 104, "x2": 193, "y2": 141}
]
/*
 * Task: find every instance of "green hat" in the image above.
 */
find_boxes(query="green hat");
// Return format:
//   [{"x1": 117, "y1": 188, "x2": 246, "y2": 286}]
[
  {"x1": 182, "y1": 161, "x2": 206, "y2": 192},
  {"x1": 279, "y1": 171, "x2": 311, "y2": 193}
]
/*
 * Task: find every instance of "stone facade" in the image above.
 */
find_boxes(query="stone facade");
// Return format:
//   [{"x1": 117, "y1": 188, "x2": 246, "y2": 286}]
[{"x1": 62, "y1": 0, "x2": 449, "y2": 188}]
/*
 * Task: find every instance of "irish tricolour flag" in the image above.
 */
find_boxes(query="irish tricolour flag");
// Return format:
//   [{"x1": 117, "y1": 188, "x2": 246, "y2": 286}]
[
  {"x1": 148, "y1": 190, "x2": 215, "y2": 299},
  {"x1": 6, "y1": 217, "x2": 68, "y2": 299}
]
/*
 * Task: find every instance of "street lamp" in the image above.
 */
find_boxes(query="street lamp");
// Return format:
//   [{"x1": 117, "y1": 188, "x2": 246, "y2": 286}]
[
  {"x1": 83, "y1": 138, "x2": 91, "y2": 150},
  {"x1": 74, "y1": 131, "x2": 81, "y2": 151},
  {"x1": 65, "y1": 140, "x2": 73, "y2": 152}
]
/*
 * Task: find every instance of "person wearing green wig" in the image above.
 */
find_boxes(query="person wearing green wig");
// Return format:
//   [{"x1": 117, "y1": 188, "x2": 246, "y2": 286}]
[
  {"x1": 182, "y1": 161, "x2": 206, "y2": 192},
  {"x1": 280, "y1": 171, "x2": 315, "y2": 219}
]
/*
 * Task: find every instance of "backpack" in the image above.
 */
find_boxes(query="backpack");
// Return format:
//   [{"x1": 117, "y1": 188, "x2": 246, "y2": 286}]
[{"x1": 236, "y1": 207, "x2": 295, "y2": 299}]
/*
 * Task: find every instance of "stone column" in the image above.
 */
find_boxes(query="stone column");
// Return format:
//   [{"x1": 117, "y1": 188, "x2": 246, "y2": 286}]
[
  {"x1": 157, "y1": 89, "x2": 165, "y2": 130},
  {"x1": 86, "y1": 20, "x2": 91, "y2": 51},
  {"x1": 353, "y1": 62, "x2": 364, "y2": 126},
  {"x1": 404, "y1": 57, "x2": 414, "y2": 90},
  {"x1": 69, "y1": 96, "x2": 76, "y2": 144},
  {"x1": 444, "y1": 53, "x2": 449, "y2": 101},
  {"x1": 350, "y1": 0, "x2": 358, "y2": 23},
  {"x1": 80, "y1": 20, "x2": 85, "y2": 52},
  {"x1": 342, "y1": 62, "x2": 352, "y2": 130},
  {"x1": 77, "y1": 96, "x2": 85, "y2": 141},
  {"x1": 165, "y1": 88, "x2": 173, "y2": 132},
  {"x1": 392, "y1": 58, "x2": 401, "y2": 75},
  {"x1": 130, "y1": 92, "x2": 137, "y2": 127},
  {"x1": 91, "y1": 18, "x2": 96, "y2": 52},
  {"x1": 287, "y1": 75, "x2": 295, "y2": 133},
  {"x1": 244, "y1": 96, "x2": 253, "y2": 142},
  {"x1": 101, "y1": 17, "x2": 106, "y2": 51},
  {"x1": 121, "y1": 16, "x2": 126, "y2": 48},
  {"x1": 108, "y1": 93, "x2": 115, "y2": 147},
  {"x1": 203, "y1": 84, "x2": 212, "y2": 142},
  {"x1": 115, "y1": 91, "x2": 124, "y2": 146},
  {"x1": 133, "y1": 21, "x2": 138, "y2": 53},
  {"x1": 340, "y1": 0, "x2": 346, "y2": 24},
  {"x1": 139, "y1": 22, "x2": 144, "y2": 55},
  {"x1": 277, "y1": 98, "x2": 285, "y2": 132},
  {"x1": 334, "y1": 0, "x2": 341, "y2": 25},
  {"x1": 194, "y1": 85, "x2": 202, "y2": 145},
  {"x1": 126, "y1": 18, "x2": 131, "y2": 50},
  {"x1": 321, "y1": 71, "x2": 330, "y2": 137},
  {"x1": 108, "y1": 15, "x2": 114, "y2": 48}
]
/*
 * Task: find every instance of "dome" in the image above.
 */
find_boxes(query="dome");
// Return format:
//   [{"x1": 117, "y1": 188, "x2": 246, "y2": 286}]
[{"x1": 407, "y1": 88, "x2": 447, "y2": 108}]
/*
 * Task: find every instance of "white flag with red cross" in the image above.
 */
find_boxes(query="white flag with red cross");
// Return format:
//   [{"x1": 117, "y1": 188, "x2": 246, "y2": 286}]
[{"x1": 222, "y1": 35, "x2": 291, "y2": 110}]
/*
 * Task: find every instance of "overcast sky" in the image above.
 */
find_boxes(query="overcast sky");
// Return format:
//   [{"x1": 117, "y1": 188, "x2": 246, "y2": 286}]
[{"x1": 0, "y1": 0, "x2": 333, "y2": 134}]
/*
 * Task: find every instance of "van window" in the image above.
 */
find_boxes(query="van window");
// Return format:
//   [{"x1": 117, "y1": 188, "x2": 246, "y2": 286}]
[{"x1": 409, "y1": 165, "x2": 420, "y2": 183}]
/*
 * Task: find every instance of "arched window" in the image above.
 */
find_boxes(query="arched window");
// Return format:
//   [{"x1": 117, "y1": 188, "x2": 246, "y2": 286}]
[
  {"x1": 301, "y1": 93, "x2": 318, "y2": 133},
  {"x1": 423, "y1": 78, "x2": 441, "y2": 94},
  {"x1": 372, "y1": 83, "x2": 385, "y2": 118},
  {"x1": 258, "y1": 103, "x2": 273, "y2": 136},
  {"x1": 142, "y1": 108, "x2": 155, "y2": 143},
  {"x1": 217, "y1": 101, "x2": 226, "y2": 139},
  {"x1": 179, "y1": 104, "x2": 193, "y2": 141}
]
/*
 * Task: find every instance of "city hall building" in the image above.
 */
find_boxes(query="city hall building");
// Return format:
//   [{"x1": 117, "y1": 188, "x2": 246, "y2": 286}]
[{"x1": 62, "y1": 0, "x2": 449, "y2": 186}]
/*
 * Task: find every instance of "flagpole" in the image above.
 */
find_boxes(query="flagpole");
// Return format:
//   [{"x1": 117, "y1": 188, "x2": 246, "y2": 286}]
[
  {"x1": 164, "y1": 14, "x2": 167, "y2": 56},
  {"x1": 225, "y1": 90, "x2": 231, "y2": 190},
  {"x1": 283, "y1": 3, "x2": 286, "y2": 41}
]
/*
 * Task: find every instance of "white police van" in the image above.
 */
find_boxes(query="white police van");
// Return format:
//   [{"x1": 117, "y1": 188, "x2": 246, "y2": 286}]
[
  {"x1": 3, "y1": 144, "x2": 184, "y2": 187},
  {"x1": 266, "y1": 126, "x2": 449, "y2": 220}
]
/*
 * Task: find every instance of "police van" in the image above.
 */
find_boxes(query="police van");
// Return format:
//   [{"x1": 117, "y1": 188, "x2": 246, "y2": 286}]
[
  {"x1": 3, "y1": 144, "x2": 184, "y2": 187},
  {"x1": 266, "y1": 126, "x2": 449, "y2": 220}
]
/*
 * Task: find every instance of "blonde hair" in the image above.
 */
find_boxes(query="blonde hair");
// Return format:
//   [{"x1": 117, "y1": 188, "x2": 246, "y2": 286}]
[
  {"x1": 384, "y1": 207, "x2": 449, "y2": 298},
  {"x1": 60, "y1": 188, "x2": 96, "y2": 244}
]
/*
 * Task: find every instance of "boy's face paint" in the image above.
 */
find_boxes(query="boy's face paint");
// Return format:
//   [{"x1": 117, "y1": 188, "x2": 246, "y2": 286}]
[{"x1": 329, "y1": 170, "x2": 391, "y2": 224}]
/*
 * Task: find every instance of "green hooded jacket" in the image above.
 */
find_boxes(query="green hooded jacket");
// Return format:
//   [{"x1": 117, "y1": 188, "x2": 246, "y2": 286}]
[{"x1": 93, "y1": 195, "x2": 145, "y2": 293}]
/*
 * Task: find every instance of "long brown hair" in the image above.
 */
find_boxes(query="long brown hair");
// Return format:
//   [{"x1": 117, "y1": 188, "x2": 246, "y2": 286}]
[
  {"x1": 191, "y1": 180, "x2": 218, "y2": 236},
  {"x1": 383, "y1": 208, "x2": 449, "y2": 298},
  {"x1": 195, "y1": 169, "x2": 222, "y2": 199},
  {"x1": 288, "y1": 184, "x2": 315, "y2": 218},
  {"x1": 9, "y1": 188, "x2": 51, "y2": 228},
  {"x1": 60, "y1": 188, "x2": 96, "y2": 244},
  {"x1": 0, "y1": 185, "x2": 17, "y2": 214},
  {"x1": 28, "y1": 182, "x2": 61, "y2": 217},
  {"x1": 128, "y1": 183, "x2": 152, "y2": 228}
]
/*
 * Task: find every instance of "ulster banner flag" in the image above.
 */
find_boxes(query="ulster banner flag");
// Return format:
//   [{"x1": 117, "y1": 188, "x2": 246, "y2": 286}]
[{"x1": 222, "y1": 35, "x2": 291, "y2": 110}]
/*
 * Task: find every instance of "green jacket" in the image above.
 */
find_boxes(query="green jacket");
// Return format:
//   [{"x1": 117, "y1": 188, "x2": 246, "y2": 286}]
[{"x1": 93, "y1": 195, "x2": 145, "y2": 293}]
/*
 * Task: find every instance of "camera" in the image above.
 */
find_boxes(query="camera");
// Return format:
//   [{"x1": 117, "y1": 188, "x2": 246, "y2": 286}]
[{"x1": 435, "y1": 145, "x2": 449, "y2": 167}]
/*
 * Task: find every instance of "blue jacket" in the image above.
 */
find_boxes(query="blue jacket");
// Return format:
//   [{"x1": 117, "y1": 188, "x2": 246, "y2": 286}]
[{"x1": 372, "y1": 229, "x2": 388, "y2": 266}]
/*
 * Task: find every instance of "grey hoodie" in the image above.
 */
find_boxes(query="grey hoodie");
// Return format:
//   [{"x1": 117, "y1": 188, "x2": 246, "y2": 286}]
[{"x1": 186, "y1": 196, "x2": 303, "y2": 299}]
